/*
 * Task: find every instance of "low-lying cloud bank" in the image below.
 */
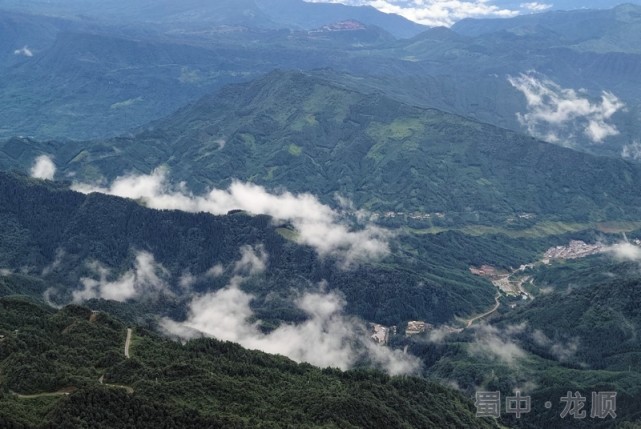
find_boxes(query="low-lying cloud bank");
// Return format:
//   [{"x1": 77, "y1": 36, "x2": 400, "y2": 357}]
[
  {"x1": 30, "y1": 155, "x2": 56, "y2": 180},
  {"x1": 72, "y1": 168, "x2": 390, "y2": 266},
  {"x1": 73, "y1": 251, "x2": 172, "y2": 303},
  {"x1": 161, "y1": 246, "x2": 419, "y2": 375},
  {"x1": 622, "y1": 141, "x2": 641, "y2": 161},
  {"x1": 50, "y1": 241, "x2": 413, "y2": 374},
  {"x1": 605, "y1": 241, "x2": 641, "y2": 262},
  {"x1": 508, "y1": 72, "x2": 625, "y2": 144},
  {"x1": 161, "y1": 283, "x2": 419, "y2": 374},
  {"x1": 468, "y1": 323, "x2": 527, "y2": 366},
  {"x1": 531, "y1": 329, "x2": 579, "y2": 362},
  {"x1": 467, "y1": 322, "x2": 579, "y2": 366},
  {"x1": 14, "y1": 46, "x2": 33, "y2": 57}
]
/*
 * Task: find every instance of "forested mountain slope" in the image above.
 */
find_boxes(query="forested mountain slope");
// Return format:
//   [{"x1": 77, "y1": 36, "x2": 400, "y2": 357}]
[
  {"x1": 1, "y1": 171, "x2": 542, "y2": 326},
  {"x1": 5, "y1": 71, "x2": 641, "y2": 226},
  {"x1": 0, "y1": 296, "x2": 496, "y2": 429},
  {"x1": 3, "y1": 3, "x2": 641, "y2": 157}
]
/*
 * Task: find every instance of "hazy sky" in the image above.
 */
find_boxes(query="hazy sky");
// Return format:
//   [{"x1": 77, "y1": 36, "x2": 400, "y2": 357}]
[{"x1": 305, "y1": 0, "x2": 639, "y2": 26}]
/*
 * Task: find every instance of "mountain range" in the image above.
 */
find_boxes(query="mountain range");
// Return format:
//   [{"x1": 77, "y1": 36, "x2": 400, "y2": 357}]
[
  {"x1": 0, "y1": 0, "x2": 426, "y2": 38},
  {"x1": 2, "y1": 2, "x2": 641, "y2": 159},
  {"x1": 4, "y1": 2, "x2": 641, "y2": 428},
  {"x1": 0, "y1": 170, "x2": 511, "y2": 327},
  {"x1": 4, "y1": 70, "x2": 641, "y2": 228}
]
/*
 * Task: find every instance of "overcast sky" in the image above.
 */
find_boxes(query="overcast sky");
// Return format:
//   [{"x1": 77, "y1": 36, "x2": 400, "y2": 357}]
[{"x1": 304, "y1": 0, "x2": 639, "y2": 27}]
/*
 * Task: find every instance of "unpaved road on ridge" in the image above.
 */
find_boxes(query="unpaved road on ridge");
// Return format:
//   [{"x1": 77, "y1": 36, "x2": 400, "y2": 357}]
[
  {"x1": 11, "y1": 389, "x2": 74, "y2": 399},
  {"x1": 15, "y1": 328, "x2": 136, "y2": 400},
  {"x1": 124, "y1": 328, "x2": 132, "y2": 359}
]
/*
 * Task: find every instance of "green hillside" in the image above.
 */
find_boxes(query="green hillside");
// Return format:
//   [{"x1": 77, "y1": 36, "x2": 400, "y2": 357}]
[
  {"x1": 2, "y1": 4, "x2": 641, "y2": 157},
  {"x1": 7, "y1": 71, "x2": 641, "y2": 227},
  {"x1": 0, "y1": 296, "x2": 497, "y2": 429},
  {"x1": 496, "y1": 256, "x2": 641, "y2": 371},
  {"x1": 396, "y1": 251, "x2": 641, "y2": 427},
  {"x1": 0, "y1": 15, "x2": 394, "y2": 141},
  {"x1": 4, "y1": 3, "x2": 641, "y2": 428},
  {"x1": 1, "y1": 170, "x2": 555, "y2": 326}
]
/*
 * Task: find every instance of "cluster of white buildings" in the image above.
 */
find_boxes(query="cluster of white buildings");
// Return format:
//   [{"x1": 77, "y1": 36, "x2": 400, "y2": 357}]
[{"x1": 542, "y1": 240, "x2": 604, "y2": 263}]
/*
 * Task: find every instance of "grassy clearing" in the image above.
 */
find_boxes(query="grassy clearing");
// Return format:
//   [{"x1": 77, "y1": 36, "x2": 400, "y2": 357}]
[
  {"x1": 287, "y1": 144, "x2": 302, "y2": 156},
  {"x1": 406, "y1": 220, "x2": 641, "y2": 238},
  {"x1": 276, "y1": 227, "x2": 299, "y2": 242}
]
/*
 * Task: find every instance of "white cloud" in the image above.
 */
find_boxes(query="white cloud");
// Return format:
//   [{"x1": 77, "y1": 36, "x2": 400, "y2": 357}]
[
  {"x1": 42, "y1": 248, "x2": 65, "y2": 276},
  {"x1": 622, "y1": 141, "x2": 641, "y2": 160},
  {"x1": 305, "y1": 0, "x2": 519, "y2": 27},
  {"x1": 179, "y1": 245, "x2": 264, "y2": 290},
  {"x1": 605, "y1": 242, "x2": 641, "y2": 262},
  {"x1": 504, "y1": 322, "x2": 527, "y2": 335},
  {"x1": 468, "y1": 324, "x2": 526, "y2": 366},
  {"x1": 161, "y1": 278, "x2": 419, "y2": 375},
  {"x1": 508, "y1": 72, "x2": 625, "y2": 144},
  {"x1": 43, "y1": 287, "x2": 63, "y2": 309},
  {"x1": 531, "y1": 329, "x2": 548, "y2": 347},
  {"x1": 14, "y1": 46, "x2": 33, "y2": 57},
  {"x1": 30, "y1": 155, "x2": 56, "y2": 180},
  {"x1": 72, "y1": 251, "x2": 172, "y2": 303},
  {"x1": 180, "y1": 262, "x2": 225, "y2": 290},
  {"x1": 520, "y1": 2, "x2": 552, "y2": 12},
  {"x1": 426, "y1": 325, "x2": 458, "y2": 343},
  {"x1": 234, "y1": 245, "x2": 268, "y2": 276},
  {"x1": 538, "y1": 286, "x2": 554, "y2": 295},
  {"x1": 72, "y1": 168, "x2": 390, "y2": 266},
  {"x1": 550, "y1": 338, "x2": 579, "y2": 362},
  {"x1": 163, "y1": 246, "x2": 418, "y2": 374},
  {"x1": 531, "y1": 329, "x2": 578, "y2": 362},
  {"x1": 206, "y1": 264, "x2": 225, "y2": 278},
  {"x1": 178, "y1": 272, "x2": 198, "y2": 289}
]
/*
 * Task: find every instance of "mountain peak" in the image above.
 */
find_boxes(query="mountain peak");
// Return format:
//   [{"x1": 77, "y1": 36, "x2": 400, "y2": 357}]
[
  {"x1": 411, "y1": 26, "x2": 465, "y2": 42},
  {"x1": 614, "y1": 3, "x2": 641, "y2": 22}
]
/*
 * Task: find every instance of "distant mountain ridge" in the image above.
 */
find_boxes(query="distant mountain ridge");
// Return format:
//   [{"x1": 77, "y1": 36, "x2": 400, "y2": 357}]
[
  {"x1": 0, "y1": 0, "x2": 427, "y2": 39},
  {"x1": 4, "y1": 70, "x2": 641, "y2": 226},
  {"x1": 2, "y1": 3, "x2": 641, "y2": 156},
  {"x1": 453, "y1": 3, "x2": 641, "y2": 54}
]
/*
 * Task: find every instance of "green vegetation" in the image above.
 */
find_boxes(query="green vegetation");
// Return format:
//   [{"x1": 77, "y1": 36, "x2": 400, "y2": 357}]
[
  {"x1": 499, "y1": 258, "x2": 641, "y2": 371},
  {"x1": 2, "y1": 3, "x2": 641, "y2": 158},
  {"x1": 0, "y1": 168, "x2": 630, "y2": 330},
  {"x1": 5, "y1": 71, "x2": 641, "y2": 231},
  {"x1": 5, "y1": 169, "x2": 637, "y2": 426},
  {"x1": 2, "y1": 6, "x2": 641, "y2": 428},
  {"x1": 407, "y1": 220, "x2": 641, "y2": 239},
  {"x1": 399, "y1": 253, "x2": 641, "y2": 427},
  {"x1": 0, "y1": 170, "x2": 581, "y2": 327},
  {"x1": 287, "y1": 144, "x2": 302, "y2": 156},
  {"x1": 0, "y1": 296, "x2": 497, "y2": 429},
  {"x1": 0, "y1": 171, "x2": 465, "y2": 325}
]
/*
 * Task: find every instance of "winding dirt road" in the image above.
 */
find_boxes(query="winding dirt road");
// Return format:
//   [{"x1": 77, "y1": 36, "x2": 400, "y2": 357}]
[
  {"x1": 14, "y1": 328, "x2": 136, "y2": 400},
  {"x1": 11, "y1": 388, "x2": 75, "y2": 399},
  {"x1": 124, "y1": 328, "x2": 132, "y2": 359}
]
